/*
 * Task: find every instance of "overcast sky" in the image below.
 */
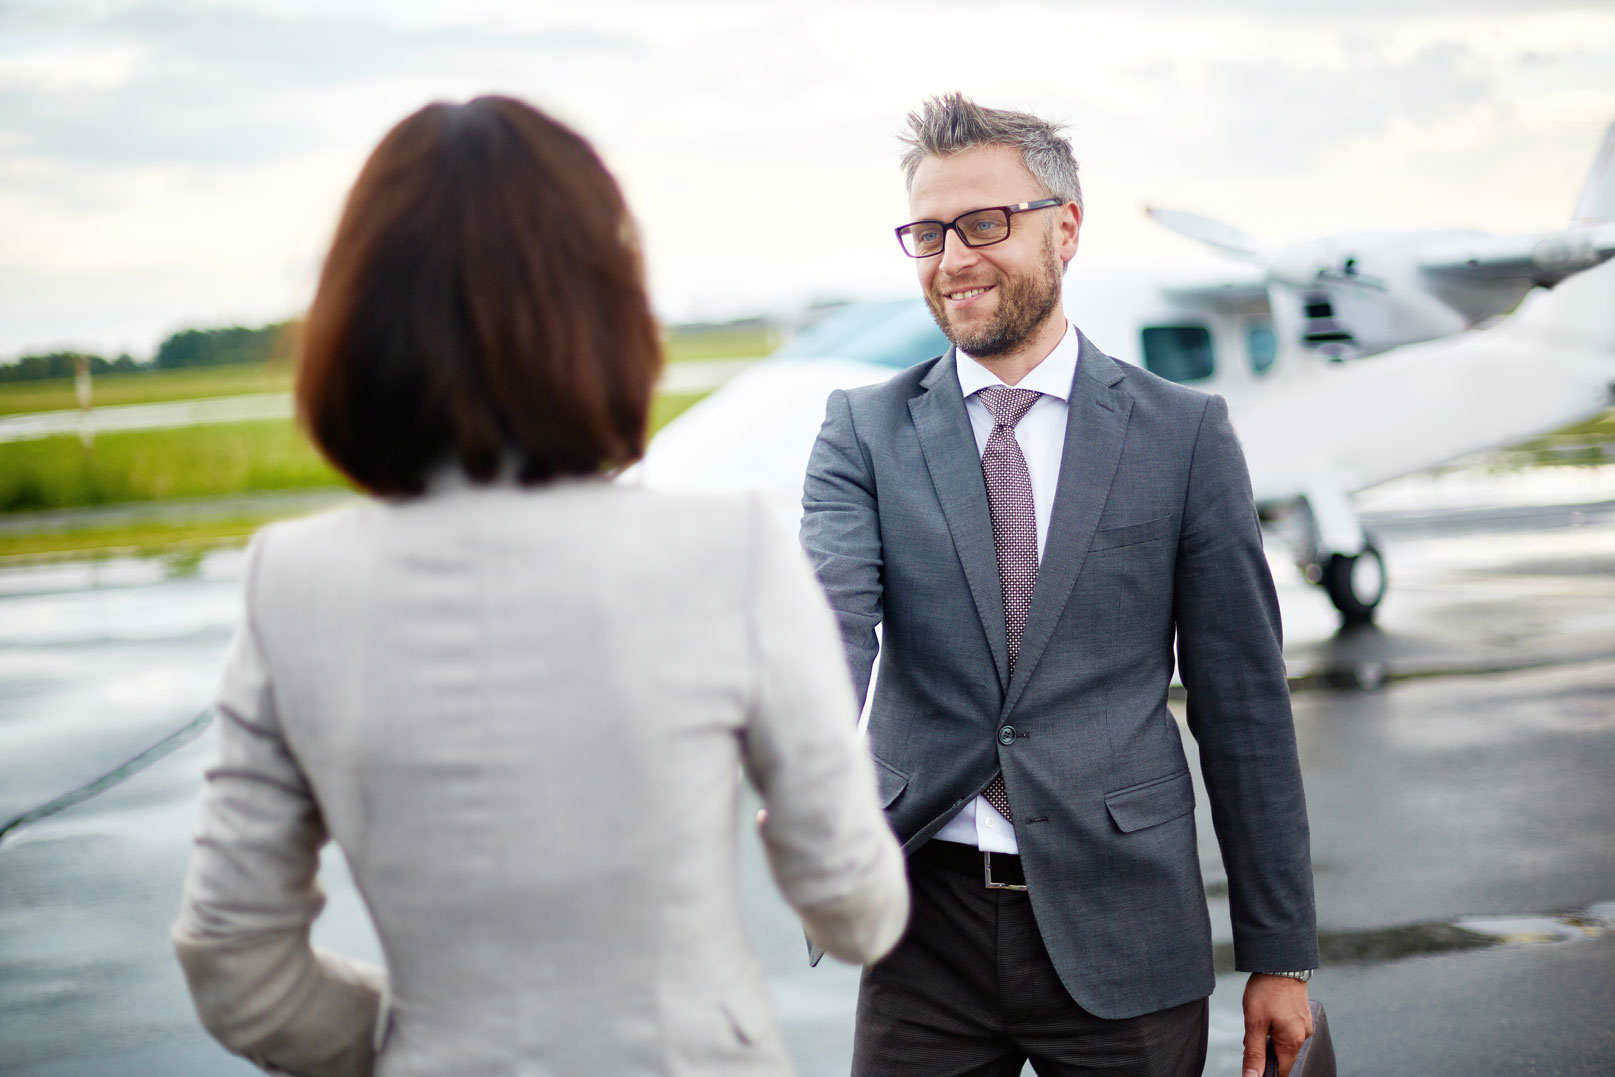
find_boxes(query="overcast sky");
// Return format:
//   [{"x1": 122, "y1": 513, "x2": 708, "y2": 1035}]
[{"x1": 2, "y1": 0, "x2": 1613, "y2": 360}]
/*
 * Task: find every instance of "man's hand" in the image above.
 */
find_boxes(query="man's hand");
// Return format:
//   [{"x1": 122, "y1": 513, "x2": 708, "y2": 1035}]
[{"x1": 1242, "y1": 973, "x2": 1313, "y2": 1077}]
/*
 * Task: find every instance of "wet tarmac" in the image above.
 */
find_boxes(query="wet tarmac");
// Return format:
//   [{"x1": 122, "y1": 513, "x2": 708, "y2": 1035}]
[{"x1": 1, "y1": 468, "x2": 1612, "y2": 1075}]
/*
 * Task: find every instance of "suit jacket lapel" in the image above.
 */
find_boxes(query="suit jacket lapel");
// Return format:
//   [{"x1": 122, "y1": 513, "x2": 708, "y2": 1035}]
[
  {"x1": 1004, "y1": 334, "x2": 1132, "y2": 718},
  {"x1": 909, "y1": 349, "x2": 1010, "y2": 692}
]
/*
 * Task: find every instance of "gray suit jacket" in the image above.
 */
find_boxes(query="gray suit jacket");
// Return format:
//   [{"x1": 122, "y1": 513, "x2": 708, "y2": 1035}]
[
  {"x1": 800, "y1": 334, "x2": 1317, "y2": 1020},
  {"x1": 173, "y1": 477, "x2": 908, "y2": 1075}
]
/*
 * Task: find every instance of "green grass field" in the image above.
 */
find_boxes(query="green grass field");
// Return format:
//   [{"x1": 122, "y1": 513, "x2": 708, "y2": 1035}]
[
  {"x1": 0, "y1": 363, "x2": 296, "y2": 416},
  {"x1": 0, "y1": 390, "x2": 711, "y2": 561},
  {"x1": 0, "y1": 391, "x2": 710, "y2": 514},
  {"x1": 1509, "y1": 406, "x2": 1615, "y2": 464},
  {"x1": 665, "y1": 325, "x2": 776, "y2": 362},
  {"x1": 0, "y1": 421, "x2": 339, "y2": 513},
  {"x1": 0, "y1": 325, "x2": 755, "y2": 559},
  {"x1": 0, "y1": 516, "x2": 279, "y2": 564},
  {"x1": 0, "y1": 326, "x2": 771, "y2": 416}
]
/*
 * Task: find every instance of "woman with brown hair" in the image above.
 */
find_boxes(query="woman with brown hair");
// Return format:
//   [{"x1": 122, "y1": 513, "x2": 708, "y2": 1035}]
[{"x1": 171, "y1": 96, "x2": 906, "y2": 1076}]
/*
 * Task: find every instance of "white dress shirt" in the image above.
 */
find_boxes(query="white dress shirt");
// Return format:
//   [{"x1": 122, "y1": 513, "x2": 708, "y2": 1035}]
[{"x1": 934, "y1": 321, "x2": 1079, "y2": 853}]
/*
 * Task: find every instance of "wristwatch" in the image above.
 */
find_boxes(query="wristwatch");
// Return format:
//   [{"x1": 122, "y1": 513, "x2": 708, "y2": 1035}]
[{"x1": 1266, "y1": 969, "x2": 1313, "y2": 982}]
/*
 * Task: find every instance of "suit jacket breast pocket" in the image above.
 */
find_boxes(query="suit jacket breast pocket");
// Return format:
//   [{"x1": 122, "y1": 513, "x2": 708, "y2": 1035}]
[
  {"x1": 1083, "y1": 515, "x2": 1178, "y2": 593},
  {"x1": 870, "y1": 754, "x2": 909, "y2": 809},
  {"x1": 1088, "y1": 513, "x2": 1176, "y2": 552}
]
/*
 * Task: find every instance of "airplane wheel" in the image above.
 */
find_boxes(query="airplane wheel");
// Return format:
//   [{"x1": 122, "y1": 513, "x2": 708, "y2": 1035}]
[{"x1": 1323, "y1": 538, "x2": 1386, "y2": 625}]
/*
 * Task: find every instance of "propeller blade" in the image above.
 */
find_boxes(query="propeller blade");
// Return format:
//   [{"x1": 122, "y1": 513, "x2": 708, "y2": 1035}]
[
  {"x1": 1269, "y1": 240, "x2": 1385, "y2": 292},
  {"x1": 1145, "y1": 206, "x2": 1266, "y2": 262}
]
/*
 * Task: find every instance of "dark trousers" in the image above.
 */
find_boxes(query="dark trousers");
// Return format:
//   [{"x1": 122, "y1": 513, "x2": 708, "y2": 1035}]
[{"x1": 852, "y1": 841, "x2": 1208, "y2": 1077}]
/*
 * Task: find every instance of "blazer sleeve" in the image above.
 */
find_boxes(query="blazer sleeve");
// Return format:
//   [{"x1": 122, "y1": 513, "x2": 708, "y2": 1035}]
[
  {"x1": 799, "y1": 388, "x2": 884, "y2": 709},
  {"x1": 171, "y1": 533, "x2": 387, "y2": 1075},
  {"x1": 740, "y1": 499, "x2": 909, "y2": 966},
  {"x1": 1173, "y1": 395, "x2": 1319, "y2": 974}
]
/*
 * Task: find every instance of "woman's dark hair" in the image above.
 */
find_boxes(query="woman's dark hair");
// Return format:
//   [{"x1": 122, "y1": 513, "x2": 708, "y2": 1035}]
[{"x1": 297, "y1": 95, "x2": 662, "y2": 495}]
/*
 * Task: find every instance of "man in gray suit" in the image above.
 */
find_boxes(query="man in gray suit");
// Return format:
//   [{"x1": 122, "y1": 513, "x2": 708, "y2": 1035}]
[{"x1": 800, "y1": 94, "x2": 1319, "y2": 1077}]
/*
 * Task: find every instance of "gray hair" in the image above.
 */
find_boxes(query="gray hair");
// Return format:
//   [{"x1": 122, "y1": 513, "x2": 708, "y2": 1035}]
[{"x1": 899, "y1": 93, "x2": 1082, "y2": 212}]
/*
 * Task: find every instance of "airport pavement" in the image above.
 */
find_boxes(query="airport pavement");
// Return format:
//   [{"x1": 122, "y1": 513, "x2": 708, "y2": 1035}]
[{"x1": 1, "y1": 475, "x2": 1611, "y2": 1075}]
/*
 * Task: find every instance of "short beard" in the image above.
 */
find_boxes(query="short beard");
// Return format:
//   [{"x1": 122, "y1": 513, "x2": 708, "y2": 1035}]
[{"x1": 926, "y1": 232, "x2": 1063, "y2": 358}]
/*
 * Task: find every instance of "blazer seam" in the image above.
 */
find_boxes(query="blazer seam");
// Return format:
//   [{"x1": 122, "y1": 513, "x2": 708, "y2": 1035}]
[
  {"x1": 251, "y1": 531, "x2": 306, "y2": 817},
  {"x1": 833, "y1": 389, "x2": 886, "y2": 697},
  {"x1": 196, "y1": 770, "x2": 307, "y2": 800},
  {"x1": 742, "y1": 497, "x2": 764, "y2": 725},
  {"x1": 240, "y1": 528, "x2": 284, "y2": 740},
  {"x1": 216, "y1": 701, "x2": 282, "y2": 743},
  {"x1": 837, "y1": 389, "x2": 881, "y2": 504},
  {"x1": 242, "y1": 529, "x2": 270, "y2": 663},
  {"x1": 1174, "y1": 393, "x2": 1218, "y2": 555}
]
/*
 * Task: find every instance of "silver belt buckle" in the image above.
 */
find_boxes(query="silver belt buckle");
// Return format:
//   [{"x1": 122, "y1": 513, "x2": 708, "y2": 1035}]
[{"x1": 982, "y1": 851, "x2": 1027, "y2": 891}]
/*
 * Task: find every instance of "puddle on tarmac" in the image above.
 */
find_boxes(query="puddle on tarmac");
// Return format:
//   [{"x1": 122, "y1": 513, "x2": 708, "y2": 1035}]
[
  {"x1": 1278, "y1": 650, "x2": 1615, "y2": 694},
  {"x1": 1211, "y1": 905, "x2": 1614, "y2": 973}
]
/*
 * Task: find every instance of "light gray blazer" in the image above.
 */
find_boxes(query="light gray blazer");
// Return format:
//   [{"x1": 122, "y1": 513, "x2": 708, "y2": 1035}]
[
  {"x1": 173, "y1": 477, "x2": 908, "y2": 1076},
  {"x1": 800, "y1": 337, "x2": 1317, "y2": 1020}
]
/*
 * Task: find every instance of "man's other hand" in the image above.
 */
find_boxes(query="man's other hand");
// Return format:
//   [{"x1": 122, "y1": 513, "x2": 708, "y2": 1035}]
[{"x1": 1242, "y1": 973, "x2": 1313, "y2": 1077}]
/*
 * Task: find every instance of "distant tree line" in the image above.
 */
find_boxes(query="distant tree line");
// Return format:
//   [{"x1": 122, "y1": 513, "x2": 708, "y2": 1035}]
[
  {"x1": 152, "y1": 321, "x2": 300, "y2": 369},
  {"x1": 0, "y1": 352, "x2": 141, "y2": 383},
  {"x1": 0, "y1": 320, "x2": 300, "y2": 383}
]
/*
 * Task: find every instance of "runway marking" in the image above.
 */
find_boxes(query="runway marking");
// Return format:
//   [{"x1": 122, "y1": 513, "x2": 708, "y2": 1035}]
[{"x1": 0, "y1": 708, "x2": 213, "y2": 848}]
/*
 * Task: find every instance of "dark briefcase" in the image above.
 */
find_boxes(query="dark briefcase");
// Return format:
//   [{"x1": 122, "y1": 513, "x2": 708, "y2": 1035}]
[{"x1": 1263, "y1": 999, "x2": 1335, "y2": 1077}]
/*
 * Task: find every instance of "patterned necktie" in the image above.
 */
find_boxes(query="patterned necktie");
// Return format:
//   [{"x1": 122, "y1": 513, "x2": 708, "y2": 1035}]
[{"x1": 977, "y1": 385, "x2": 1041, "y2": 822}]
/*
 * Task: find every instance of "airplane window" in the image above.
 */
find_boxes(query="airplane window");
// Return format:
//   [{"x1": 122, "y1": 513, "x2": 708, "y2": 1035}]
[
  {"x1": 773, "y1": 299, "x2": 951, "y2": 368},
  {"x1": 1140, "y1": 325, "x2": 1214, "y2": 383},
  {"x1": 1247, "y1": 322, "x2": 1276, "y2": 375}
]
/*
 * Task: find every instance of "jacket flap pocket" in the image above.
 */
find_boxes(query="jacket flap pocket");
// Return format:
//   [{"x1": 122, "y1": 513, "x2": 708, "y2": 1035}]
[
  {"x1": 870, "y1": 754, "x2": 909, "y2": 808},
  {"x1": 1104, "y1": 769, "x2": 1195, "y2": 833},
  {"x1": 1090, "y1": 514, "x2": 1175, "y2": 552}
]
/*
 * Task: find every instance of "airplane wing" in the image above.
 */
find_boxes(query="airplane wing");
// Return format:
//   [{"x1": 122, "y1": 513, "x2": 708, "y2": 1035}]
[
  {"x1": 1144, "y1": 206, "x2": 1265, "y2": 261},
  {"x1": 1418, "y1": 223, "x2": 1615, "y2": 285},
  {"x1": 1156, "y1": 262, "x2": 1271, "y2": 314}
]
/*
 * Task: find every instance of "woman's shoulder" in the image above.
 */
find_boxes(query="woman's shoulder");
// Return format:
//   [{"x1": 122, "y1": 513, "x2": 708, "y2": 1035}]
[
  {"x1": 245, "y1": 482, "x2": 794, "y2": 591},
  {"x1": 574, "y1": 482, "x2": 789, "y2": 561},
  {"x1": 508, "y1": 483, "x2": 802, "y2": 594},
  {"x1": 249, "y1": 498, "x2": 376, "y2": 561},
  {"x1": 465, "y1": 476, "x2": 768, "y2": 533},
  {"x1": 603, "y1": 481, "x2": 774, "y2": 527}
]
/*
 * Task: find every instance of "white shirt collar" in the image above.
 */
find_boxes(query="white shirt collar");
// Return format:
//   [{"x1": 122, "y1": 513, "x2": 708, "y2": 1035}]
[{"x1": 955, "y1": 321, "x2": 1079, "y2": 403}]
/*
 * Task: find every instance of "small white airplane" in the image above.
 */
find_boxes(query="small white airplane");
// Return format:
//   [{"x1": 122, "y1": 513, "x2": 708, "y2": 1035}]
[{"x1": 637, "y1": 122, "x2": 1615, "y2": 626}]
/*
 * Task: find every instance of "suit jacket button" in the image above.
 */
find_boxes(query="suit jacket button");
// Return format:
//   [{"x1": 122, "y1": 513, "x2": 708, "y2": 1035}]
[{"x1": 998, "y1": 725, "x2": 1016, "y2": 745}]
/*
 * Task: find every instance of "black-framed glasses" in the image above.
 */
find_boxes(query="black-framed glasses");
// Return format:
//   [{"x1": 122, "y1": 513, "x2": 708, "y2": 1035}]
[{"x1": 895, "y1": 199, "x2": 1063, "y2": 258}]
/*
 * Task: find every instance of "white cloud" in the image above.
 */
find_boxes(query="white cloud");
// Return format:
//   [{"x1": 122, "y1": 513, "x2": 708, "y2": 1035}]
[
  {"x1": 1, "y1": 0, "x2": 1613, "y2": 357},
  {"x1": 0, "y1": 44, "x2": 144, "y2": 91}
]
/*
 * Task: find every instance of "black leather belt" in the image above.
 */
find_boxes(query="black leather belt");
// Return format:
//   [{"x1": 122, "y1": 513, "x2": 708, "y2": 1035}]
[{"x1": 915, "y1": 840, "x2": 1027, "y2": 891}]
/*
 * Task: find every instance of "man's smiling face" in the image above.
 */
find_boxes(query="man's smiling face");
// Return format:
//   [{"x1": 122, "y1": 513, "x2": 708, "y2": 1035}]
[{"x1": 907, "y1": 143, "x2": 1079, "y2": 360}]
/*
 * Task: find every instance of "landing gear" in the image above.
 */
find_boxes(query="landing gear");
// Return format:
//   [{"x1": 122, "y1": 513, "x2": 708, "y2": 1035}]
[
  {"x1": 1288, "y1": 484, "x2": 1387, "y2": 627},
  {"x1": 1322, "y1": 537, "x2": 1386, "y2": 625}
]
